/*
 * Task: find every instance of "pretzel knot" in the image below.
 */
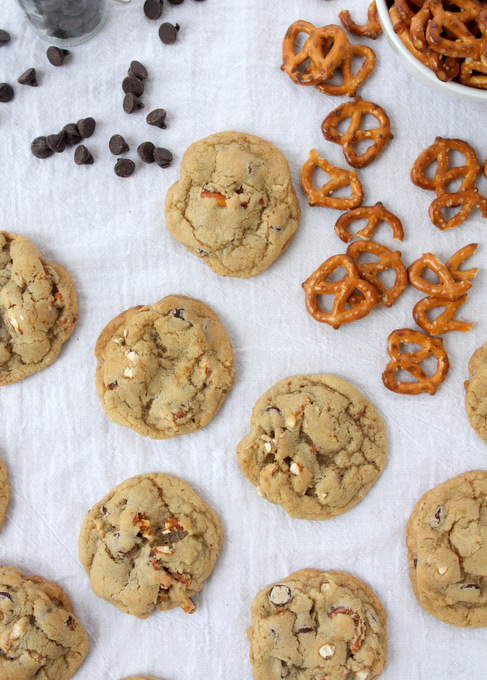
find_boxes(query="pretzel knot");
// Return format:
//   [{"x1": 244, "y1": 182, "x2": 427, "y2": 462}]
[
  {"x1": 338, "y1": 1, "x2": 382, "y2": 39},
  {"x1": 300, "y1": 149, "x2": 364, "y2": 209},
  {"x1": 426, "y1": 9, "x2": 480, "y2": 59},
  {"x1": 334, "y1": 202, "x2": 404, "y2": 243},
  {"x1": 321, "y1": 96, "x2": 393, "y2": 169},
  {"x1": 302, "y1": 254, "x2": 377, "y2": 329},
  {"x1": 408, "y1": 252, "x2": 472, "y2": 299},
  {"x1": 445, "y1": 242, "x2": 478, "y2": 280},
  {"x1": 315, "y1": 42, "x2": 376, "y2": 97},
  {"x1": 411, "y1": 137, "x2": 481, "y2": 197},
  {"x1": 346, "y1": 240, "x2": 408, "y2": 307},
  {"x1": 382, "y1": 329, "x2": 450, "y2": 395},
  {"x1": 429, "y1": 188, "x2": 487, "y2": 230},
  {"x1": 413, "y1": 295, "x2": 474, "y2": 334}
]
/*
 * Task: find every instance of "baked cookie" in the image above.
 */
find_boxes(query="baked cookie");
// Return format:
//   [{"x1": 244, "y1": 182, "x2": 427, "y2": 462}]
[
  {"x1": 0, "y1": 232, "x2": 78, "y2": 385},
  {"x1": 236, "y1": 375, "x2": 387, "y2": 520},
  {"x1": 248, "y1": 568, "x2": 387, "y2": 680},
  {"x1": 164, "y1": 131, "x2": 300, "y2": 278},
  {"x1": 465, "y1": 340, "x2": 487, "y2": 443},
  {"x1": 0, "y1": 565, "x2": 88, "y2": 679},
  {"x1": 95, "y1": 295, "x2": 235, "y2": 438},
  {"x1": 0, "y1": 457, "x2": 9, "y2": 530},
  {"x1": 78, "y1": 473, "x2": 223, "y2": 619},
  {"x1": 407, "y1": 470, "x2": 487, "y2": 627}
]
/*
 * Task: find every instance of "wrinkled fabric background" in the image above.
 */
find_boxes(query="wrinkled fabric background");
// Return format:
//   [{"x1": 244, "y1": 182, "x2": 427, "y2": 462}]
[{"x1": 1, "y1": 0, "x2": 486, "y2": 678}]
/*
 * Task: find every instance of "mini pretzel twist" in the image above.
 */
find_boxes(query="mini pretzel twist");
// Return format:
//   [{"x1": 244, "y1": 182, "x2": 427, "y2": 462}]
[
  {"x1": 426, "y1": 10, "x2": 480, "y2": 59},
  {"x1": 334, "y1": 202, "x2": 404, "y2": 243},
  {"x1": 338, "y1": 2, "x2": 382, "y2": 39},
  {"x1": 410, "y1": 137, "x2": 481, "y2": 197},
  {"x1": 459, "y1": 57, "x2": 487, "y2": 88},
  {"x1": 382, "y1": 328, "x2": 450, "y2": 395},
  {"x1": 302, "y1": 254, "x2": 377, "y2": 329},
  {"x1": 321, "y1": 96, "x2": 393, "y2": 169},
  {"x1": 408, "y1": 252, "x2": 472, "y2": 299},
  {"x1": 300, "y1": 149, "x2": 364, "y2": 209},
  {"x1": 346, "y1": 240, "x2": 408, "y2": 307},
  {"x1": 445, "y1": 242, "x2": 478, "y2": 280},
  {"x1": 314, "y1": 42, "x2": 376, "y2": 97},
  {"x1": 428, "y1": 188, "x2": 487, "y2": 230},
  {"x1": 413, "y1": 294, "x2": 474, "y2": 334}
]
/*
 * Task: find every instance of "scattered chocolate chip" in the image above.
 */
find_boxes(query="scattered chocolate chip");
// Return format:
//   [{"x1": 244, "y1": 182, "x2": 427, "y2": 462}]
[
  {"x1": 46, "y1": 131, "x2": 66, "y2": 153},
  {"x1": 168, "y1": 0, "x2": 184, "y2": 3},
  {"x1": 122, "y1": 75, "x2": 144, "y2": 97},
  {"x1": 137, "y1": 141, "x2": 155, "y2": 163},
  {"x1": 17, "y1": 68, "x2": 37, "y2": 86},
  {"x1": 66, "y1": 615, "x2": 76, "y2": 630},
  {"x1": 460, "y1": 583, "x2": 481, "y2": 590},
  {"x1": 159, "y1": 22, "x2": 179, "y2": 44},
  {"x1": 296, "y1": 626, "x2": 313, "y2": 633},
  {"x1": 128, "y1": 60, "x2": 148, "y2": 80},
  {"x1": 107, "y1": 381, "x2": 118, "y2": 390},
  {"x1": 46, "y1": 46, "x2": 70, "y2": 67},
  {"x1": 193, "y1": 0, "x2": 207, "y2": 2},
  {"x1": 74, "y1": 144, "x2": 93, "y2": 165},
  {"x1": 264, "y1": 405, "x2": 282, "y2": 415},
  {"x1": 153, "y1": 147, "x2": 173, "y2": 167},
  {"x1": 114, "y1": 158, "x2": 135, "y2": 177},
  {"x1": 144, "y1": 0, "x2": 163, "y2": 20},
  {"x1": 109, "y1": 134, "x2": 129, "y2": 155},
  {"x1": 77, "y1": 117, "x2": 96, "y2": 138},
  {"x1": 413, "y1": 558, "x2": 418, "y2": 568},
  {"x1": 31, "y1": 136, "x2": 53, "y2": 159},
  {"x1": 62, "y1": 123, "x2": 82, "y2": 146},
  {"x1": 268, "y1": 585, "x2": 292, "y2": 606},
  {"x1": 146, "y1": 108, "x2": 167, "y2": 129},
  {"x1": 0, "y1": 591, "x2": 14, "y2": 601},
  {"x1": 0, "y1": 83, "x2": 14, "y2": 102},
  {"x1": 0, "y1": 30, "x2": 11, "y2": 45},
  {"x1": 170, "y1": 308, "x2": 186, "y2": 319},
  {"x1": 123, "y1": 92, "x2": 144, "y2": 113}
]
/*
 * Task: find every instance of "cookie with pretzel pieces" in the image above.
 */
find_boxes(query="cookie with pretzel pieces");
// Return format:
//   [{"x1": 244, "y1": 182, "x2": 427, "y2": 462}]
[
  {"x1": 248, "y1": 569, "x2": 387, "y2": 680},
  {"x1": 346, "y1": 241, "x2": 408, "y2": 307},
  {"x1": 322, "y1": 97, "x2": 392, "y2": 169},
  {"x1": 335, "y1": 203, "x2": 403, "y2": 243},
  {"x1": 301, "y1": 150, "x2": 364, "y2": 209},
  {"x1": 339, "y1": 1, "x2": 382, "y2": 39},
  {"x1": 465, "y1": 340, "x2": 487, "y2": 444}
]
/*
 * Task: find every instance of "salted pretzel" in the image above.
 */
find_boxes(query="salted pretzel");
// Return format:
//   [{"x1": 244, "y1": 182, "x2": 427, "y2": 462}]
[
  {"x1": 426, "y1": 10, "x2": 480, "y2": 59},
  {"x1": 411, "y1": 137, "x2": 481, "y2": 197},
  {"x1": 300, "y1": 149, "x2": 364, "y2": 209},
  {"x1": 321, "y1": 96, "x2": 393, "y2": 169},
  {"x1": 302, "y1": 254, "x2": 377, "y2": 329},
  {"x1": 446, "y1": 242, "x2": 478, "y2": 280},
  {"x1": 408, "y1": 252, "x2": 472, "y2": 299},
  {"x1": 429, "y1": 188, "x2": 487, "y2": 230},
  {"x1": 459, "y1": 57, "x2": 487, "y2": 88},
  {"x1": 413, "y1": 294, "x2": 474, "y2": 334},
  {"x1": 429, "y1": 0, "x2": 485, "y2": 24},
  {"x1": 346, "y1": 240, "x2": 408, "y2": 307},
  {"x1": 334, "y1": 202, "x2": 404, "y2": 243},
  {"x1": 314, "y1": 42, "x2": 376, "y2": 97},
  {"x1": 338, "y1": 2, "x2": 382, "y2": 39},
  {"x1": 281, "y1": 21, "x2": 349, "y2": 85},
  {"x1": 394, "y1": 0, "x2": 419, "y2": 26}
]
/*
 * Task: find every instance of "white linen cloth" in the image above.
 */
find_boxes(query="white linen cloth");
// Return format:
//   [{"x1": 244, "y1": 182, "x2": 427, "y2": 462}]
[{"x1": 0, "y1": 0, "x2": 486, "y2": 677}]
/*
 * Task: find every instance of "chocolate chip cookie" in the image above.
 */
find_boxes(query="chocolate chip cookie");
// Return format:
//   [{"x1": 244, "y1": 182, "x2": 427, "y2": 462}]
[
  {"x1": 95, "y1": 295, "x2": 235, "y2": 438},
  {"x1": 164, "y1": 131, "x2": 301, "y2": 278},
  {"x1": 465, "y1": 340, "x2": 487, "y2": 443},
  {"x1": 236, "y1": 374, "x2": 387, "y2": 520},
  {"x1": 0, "y1": 565, "x2": 88, "y2": 679},
  {"x1": 248, "y1": 568, "x2": 387, "y2": 680},
  {"x1": 0, "y1": 232, "x2": 78, "y2": 385},
  {"x1": 407, "y1": 470, "x2": 487, "y2": 627},
  {"x1": 0, "y1": 457, "x2": 9, "y2": 530},
  {"x1": 78, "y1": 473, "x2": 223, "y2": 619}
]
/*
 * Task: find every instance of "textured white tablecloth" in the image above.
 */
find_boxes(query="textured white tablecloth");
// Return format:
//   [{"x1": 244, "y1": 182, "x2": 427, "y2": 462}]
[{"x1": 1, "y1": 0, "x2": 487, "y2": 678}]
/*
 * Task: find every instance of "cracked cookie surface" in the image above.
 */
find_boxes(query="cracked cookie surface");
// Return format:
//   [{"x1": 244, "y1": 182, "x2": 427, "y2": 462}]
[
  {"x1": 78, "y1": 473, "x2": 223, "y2": 619},
  {"x1": 407, "y1": 470, "x2": 487, "y2": 627},
  {"x1": 0, "y1": 458, "x2": 9, "y2": 530},
  {"x1": 164, "y1": 131, "x2": 301, "y2": 278},
  {"x1": 0, "y1": 565, "x2": 88, "y2": 680},
  {"x1": 95, "y1": 295, "x2": 235, "y2": 439},
  {"x1": 248, "y1": 568, "x2": 387, "y2": 680},
  {"x1": 0, "y1": 232, "x2": 78, "y2": 385},
  {"x1": 465, "y1": 341, "x2": 487, "y2": 444},
  {"x1": 236, "y1": 375, "x2": 387, "y2": 520}
]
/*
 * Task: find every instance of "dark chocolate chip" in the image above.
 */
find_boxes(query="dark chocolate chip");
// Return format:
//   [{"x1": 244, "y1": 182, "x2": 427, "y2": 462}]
[
  {"x1": 264, "y1": 405, "x2": 282, "y2": 415},
  {"x1": 144, "y1": 0, "x2": 163, "y2": 20},
  {"x1": 62, "y1": 123, "x2": 82, "y2": 146},
  {"x1": 0, "y1": 83, "x2": 13, "y2": 102},
  {"x1": 170, "y1": 308, "x2": 186, "y2": 319},
  {"x1": 46, "y1": 131, "x2": 66, "y2": 153},
  {"x1": 18, "y1": 68, "x2": 38, "y2": 86},
  {"x1": 193, "y1": 0, "x2": 207, "y2": 2},
  {"x1": 109, "y1": 134, "x2": 129, "y2": 155},
  {"x1": 460, "y1": 583, "x2": 481, "y2": 590},
  {"x1": 0, "y1": 30, "x2": 11, "y2": 45},
  {"x1": 46, "y1": 46, "x2": 70, "y2": 66},
  {"x1": 122, "y1": 75, "x2": 144, "y2": 97},
  {"x1": 137, "y1": 141, "x2": 155, "y2": 163},
  {"x1": 107, "y1": 381, "x2": 118, "y2": 390},
  {"x1": 146, "y1": 108, "x2": 167, "y2": 129},
  {"x1": 168, "y1": 0, "x2": 184, "y2": 3},
  {"x1": 77, "y1": 117, "x2": 96, "y2": 138},
  {"x1": 159, "y1": 22, "x2": 179, "y2": 44},
  {"x1": 31, "y1": 136, "x2": 53, "y2": 159},
  {"x1": 0, "y1": 591, "x2": 14, "y2": 602},
  {"x1": 123, "y1": 92, "x2": 144, "y2": 113},
  {"x1": 114, "y1": 158, "x2": 135, "y2": 177},
  {"x1": 66, "y1": 615, "x2": 76, "y2": 630},
  {"x1": 128, "y1": 60, "x2": 148, "y2": 80},
  {"x1": 153, "y1": 147, "x2": 173, "y2": 167},
  {"x1": 74, "y1": 144, "x2": 93, "y2": 165}
]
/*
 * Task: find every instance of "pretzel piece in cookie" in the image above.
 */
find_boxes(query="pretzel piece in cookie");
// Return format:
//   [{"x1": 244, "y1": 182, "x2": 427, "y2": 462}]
[
  {"x1": 339, "y1": 1, "x2": 382, "y2": 39},
  {"x1": 408, "y1": 252, "x2": 472, "y2": 299},
  {"x1": 382, "y1": 328, "x2": 450, "y2": 395},
  {"x1": 334, "y1": 202, "x2": 403, "y2": 243},
  {"x1": 300, "y1": 149, "x2": 364, "y2": 209},
  {"x1": 346, "y1": 240, "x2": 408, "y2": 307},
  {"x1": 411, "y1": 137, "x2": 481, "y2": 197},
  {"x1": 315, "y1": 42, "x2": 376, "y2": 97},
  {"x1": 429, "y1": 188, "x2": 487, "y2": 230},
  {"x1": 413, "y1": 295, "x2": 474, "y2": 334},
  {"x1": 321, "y1": 96, "x2": 392, "y2": 169}
]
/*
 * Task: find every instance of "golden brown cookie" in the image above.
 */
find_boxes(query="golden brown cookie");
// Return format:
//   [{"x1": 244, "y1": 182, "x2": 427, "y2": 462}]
[
  {"x1": 95, "y1": 295, "x2": 235, "y2": 438},
  {"x1": 0, "y1": 457, "x2": 9, "y2": 530},
  {"x1": 465, "y1": 340, "x2": 487, "y2": 443}
]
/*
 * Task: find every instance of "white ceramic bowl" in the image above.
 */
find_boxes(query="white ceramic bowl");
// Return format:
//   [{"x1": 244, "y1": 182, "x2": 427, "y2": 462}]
[{"x1": 375, "y1": 0, "x2": 487, "y2": 101}]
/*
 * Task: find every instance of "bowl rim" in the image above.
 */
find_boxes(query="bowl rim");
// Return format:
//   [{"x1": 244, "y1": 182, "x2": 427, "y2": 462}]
[{"x1": 375, "y1": 0, "x2": 487, "y2": 101}]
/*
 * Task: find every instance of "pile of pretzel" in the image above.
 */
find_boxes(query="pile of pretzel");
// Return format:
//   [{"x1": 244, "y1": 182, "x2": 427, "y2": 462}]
[{"x1": 390, "y1": 0, "x2": 487, "y2": 87}]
